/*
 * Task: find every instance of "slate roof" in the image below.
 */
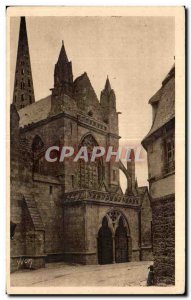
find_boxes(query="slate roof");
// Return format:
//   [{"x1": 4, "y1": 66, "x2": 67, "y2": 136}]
[
  {"x1": 18, "y1": 95, "x2": 51, "y2": 127},
  {"x1": 24, "y1": 194, "x2": 44, "y2": 231},
  {"x1": 148, "y1": 88, "x2": 162, "y2": 104},
  {"x1": 142, "y1": 65, "x2": 175, "y2": 142}
]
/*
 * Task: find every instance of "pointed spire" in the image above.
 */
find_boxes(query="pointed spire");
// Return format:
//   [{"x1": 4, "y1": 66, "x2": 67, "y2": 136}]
[
  {"x1": 104, "y1": 76, "x2": 112, "y2": 93},
  {"x1": 13, "y1": 17, "x2": 35, "y2": 110},
  {"x1": 57, "y1": 40, "x2": 69, "y2": 64},
  {"x1": 53, "y1": 40, "x2": 73, "y2": 95}
]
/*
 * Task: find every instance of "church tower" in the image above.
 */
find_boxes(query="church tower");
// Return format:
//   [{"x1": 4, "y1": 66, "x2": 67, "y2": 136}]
[
  {"x1": 53, "y1": 40, "x2": 73, "y2": 97},
  {"x1": 13, "y1": 17, "x2": 35, "y2": 110}
]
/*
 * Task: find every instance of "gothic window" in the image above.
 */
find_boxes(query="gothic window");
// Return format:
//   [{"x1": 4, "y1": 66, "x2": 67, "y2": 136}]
[
  {"x1": 28, "y1": 79, "x2": 31, "y2": 87},
  {"x1": 78, "y1": 134, "x2": 103, "y2": 189},
  {"x1": 29, "y1": 95, "x2": 32, "y2": 104},
  {"x1": 21, "y1": 94, "x2": 24, "y2": 102},
  {"x1": 32, "y1": 136, "x2": 45, "y2": 174},
  {"x1": 71, "y1": 175, "x2": 74, "y2": 188},
  {"x1": 21, "y1": 68, "x2": 24, "y2": 75}
]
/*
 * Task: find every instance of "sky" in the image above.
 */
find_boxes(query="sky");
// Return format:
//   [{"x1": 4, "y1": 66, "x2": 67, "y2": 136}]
[{"x1": 10, "y1": 16, "x2": 175, "y2": 191}]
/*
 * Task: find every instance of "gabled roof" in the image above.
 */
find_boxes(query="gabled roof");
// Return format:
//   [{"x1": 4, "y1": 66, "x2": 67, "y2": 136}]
[
  {"x1": 18, "y1": 95, "x2": 51, "y2": 127},
  {"x1": 73, "y1": 72, "x2": 101, "y2": 109},
  {"x1": 142, "y1": 65, "x2": 175, "y2": 143}
]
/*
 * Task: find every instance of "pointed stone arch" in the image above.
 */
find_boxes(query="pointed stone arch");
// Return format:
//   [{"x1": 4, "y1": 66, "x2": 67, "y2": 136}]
[
  {"x1": 97, "y1": 216, "x2": 113, "y2": 264},
  {"x1": 97, "y1": 209, "x2": 132, "y2": 264}
]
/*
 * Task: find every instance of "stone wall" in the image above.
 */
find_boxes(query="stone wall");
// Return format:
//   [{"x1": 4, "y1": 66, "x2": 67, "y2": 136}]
[
  {"x1": 152, "y1": 195, "x2": 175, "y2": 285},
  {"x1": 140, "y1": 192, "x2": 153, "y2": 261}
]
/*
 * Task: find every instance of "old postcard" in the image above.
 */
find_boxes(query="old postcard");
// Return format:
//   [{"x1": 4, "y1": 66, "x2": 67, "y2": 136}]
[{"x1": 7, "y1": 6, "x2": 185, "y2": 295}]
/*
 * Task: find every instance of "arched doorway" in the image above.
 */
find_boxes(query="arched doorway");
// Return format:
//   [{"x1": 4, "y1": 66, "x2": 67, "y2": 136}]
[
  {"x1": 97, "y1": 210, "x2": 132, "y2": 264},
  {"x1": 115, "y1": 217, "x2": 128, "y2": 263},
  {"x1": 97, "y1": 217, "x2": 113, "y2": 264}
]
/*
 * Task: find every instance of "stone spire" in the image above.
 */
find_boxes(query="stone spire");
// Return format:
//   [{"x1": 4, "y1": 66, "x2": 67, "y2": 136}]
[
  {"x1": 104, "y1": 76, "x2": 112, "y2": 93},
  {"x1": 53, "y1": 40, "x2": 73, "y2": 96},
  {"x1": 13, "y1": 17, "x2": 35, "y2": 110},
  {"x1": 58, "y1": 40, "x2": 69, "y2": 63},
  {"x1": 100, "y1": 76, "x2": 116, "y2": 111}
]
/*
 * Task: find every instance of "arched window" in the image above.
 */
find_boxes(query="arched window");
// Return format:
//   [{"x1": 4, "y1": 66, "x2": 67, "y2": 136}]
[
  {"x1": 78, "y1": 134, "x2": 103, "y2": 189},
  {"x1": 31, "y1": 135, "x2": 45, "y2": 174}
]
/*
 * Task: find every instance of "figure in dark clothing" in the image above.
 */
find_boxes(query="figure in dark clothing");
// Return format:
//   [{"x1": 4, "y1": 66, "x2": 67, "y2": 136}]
[{"x1": 147, "y1": 265, "x2": 154, "y2": 286}]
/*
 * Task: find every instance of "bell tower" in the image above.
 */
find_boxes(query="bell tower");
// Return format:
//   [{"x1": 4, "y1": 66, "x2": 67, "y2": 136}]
[{"x1": 13, "y1": 17, "x2": 35, "y2": 110}]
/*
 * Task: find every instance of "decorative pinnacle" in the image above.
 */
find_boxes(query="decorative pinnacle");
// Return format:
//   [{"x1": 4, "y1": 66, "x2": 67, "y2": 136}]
[{"x1": 105, "y1": 76, "x2": 112, "y2": 93}]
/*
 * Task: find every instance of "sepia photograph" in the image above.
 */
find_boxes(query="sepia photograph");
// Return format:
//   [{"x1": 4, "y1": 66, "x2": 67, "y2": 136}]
[{"x1": 7, "y1": 6, "x2": 185, "y2": 295}]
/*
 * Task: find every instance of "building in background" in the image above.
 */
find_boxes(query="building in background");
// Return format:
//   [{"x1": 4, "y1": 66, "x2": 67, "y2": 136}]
[
  {"x1": 142, "y1": 65, "x2": 175, "y2": 285},
  {"x1": 10, "y1": 17, "x2": 152, "y2": 271}
]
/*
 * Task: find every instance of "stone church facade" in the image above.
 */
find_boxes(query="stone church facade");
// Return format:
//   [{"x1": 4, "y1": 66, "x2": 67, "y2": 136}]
[{"x1": 10, "y1": 17, "x2": 152, "y2": 271}]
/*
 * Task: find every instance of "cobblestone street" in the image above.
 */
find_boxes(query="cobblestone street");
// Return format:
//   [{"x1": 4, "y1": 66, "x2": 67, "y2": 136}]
[{"x1": 11, "y1": 261, "x2": 152, "y2": 287}]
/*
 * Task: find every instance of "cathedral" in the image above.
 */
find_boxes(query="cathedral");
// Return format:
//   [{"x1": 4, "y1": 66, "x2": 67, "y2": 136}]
[{"x1": 10, "y1": 17, "x2": 152, "y2": 271}]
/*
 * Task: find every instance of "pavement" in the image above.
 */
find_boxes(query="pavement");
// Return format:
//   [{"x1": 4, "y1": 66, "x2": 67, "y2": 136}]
[{"x1": 11, "y1": 261, "x2": 152, "y2": 287}]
